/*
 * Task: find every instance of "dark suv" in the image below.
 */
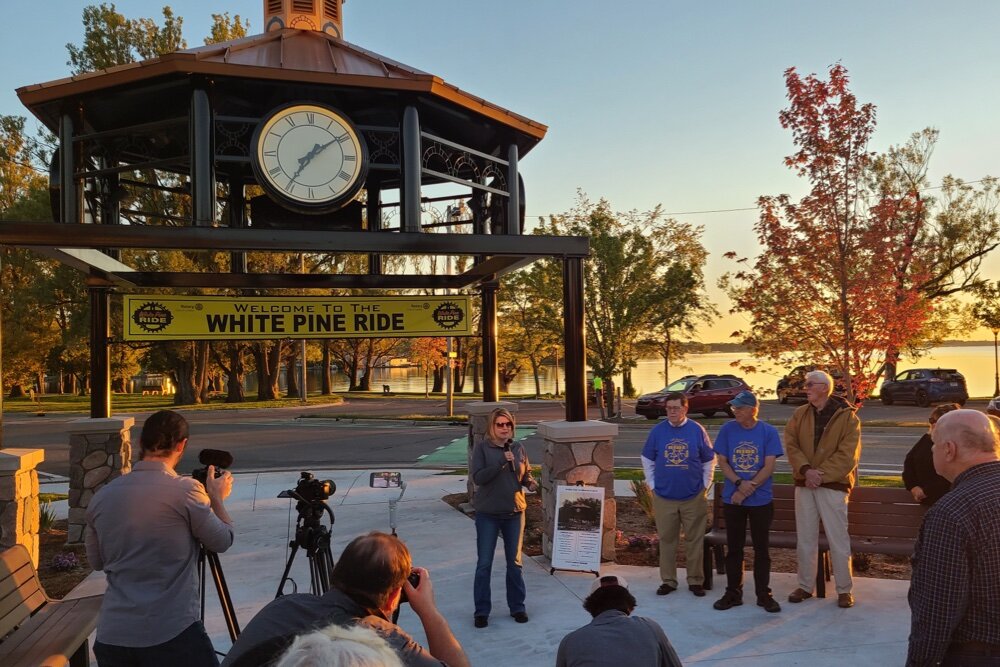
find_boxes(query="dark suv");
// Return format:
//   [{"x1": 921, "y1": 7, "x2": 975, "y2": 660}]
[
  {"x1": 635, "y1": 374, "x2": 750, "y2": 419},
  {"x1": 776, "y1": 364, "x2": 850, "y2": 404},
  {"x1": 879, "y1": 368, "x2": 967, "y2": 407}
]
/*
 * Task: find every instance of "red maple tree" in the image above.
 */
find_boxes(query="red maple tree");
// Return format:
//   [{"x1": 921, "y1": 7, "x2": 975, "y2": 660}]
[{"x1": 722, "y1": 64, "x2": 931, "y2": 402}]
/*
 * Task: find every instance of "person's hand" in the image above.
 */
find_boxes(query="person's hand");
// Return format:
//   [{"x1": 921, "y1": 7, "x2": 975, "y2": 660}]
[
  {"x1": 526, "y1": 479, "x2": 539, "y2": 493},
  {"x1": 804, "y1": 468, "x2": 823, "y2": 489},
  {"x1": 911, "y1": 486, "x2": 926, "y2": 502},
  {"x1": 730, "y1": 488, "x2": 745, "y2": 505},
  {"x1": 403, "y1": 567, "x2": 436, "y2": 617},
  {"x1": 205, "y1": 466, "x2": 233, "y2": 501}
]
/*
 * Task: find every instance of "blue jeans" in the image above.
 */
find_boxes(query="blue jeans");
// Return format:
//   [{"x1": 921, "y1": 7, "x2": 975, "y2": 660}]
[
  {"x1": 94, "y1": 621, "x2": 218, "y2": 667},
  {"x1": 474, "y1": 511, "x2": 526, "y2": 616}
]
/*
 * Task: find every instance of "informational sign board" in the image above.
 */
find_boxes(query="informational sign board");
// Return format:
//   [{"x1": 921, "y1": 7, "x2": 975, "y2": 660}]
[
  {"x1": 550, "y1": 484, "x2": 605, "y2": 573},
  {"x1": 122, "y1": 295, "x2": 471, "y2": 340}
]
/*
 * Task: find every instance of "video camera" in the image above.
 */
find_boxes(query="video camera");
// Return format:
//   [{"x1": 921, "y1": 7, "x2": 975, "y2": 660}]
[
  {"x1": 192, "y1": 449, "x2": 234, "y2": 485},
  {"x1": 279, "y1": 471, "x2": 336, "y2": 504}
]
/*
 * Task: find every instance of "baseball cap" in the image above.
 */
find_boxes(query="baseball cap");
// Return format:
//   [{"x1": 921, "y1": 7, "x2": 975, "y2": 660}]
[
  {"x1": 589, "y1": 574, "x2": 629, "y2": 594},
  {"x1": 988, "y1": 396, "x2": 1000, "y2": 413},
  {"x1": 728, "y1": 390, "x2": 759, "y2": 408}
]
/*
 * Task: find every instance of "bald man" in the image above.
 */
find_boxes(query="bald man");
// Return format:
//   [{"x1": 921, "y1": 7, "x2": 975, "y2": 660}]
[{"x1": 907, "y1": 409, "x2": 1000, "y2": 666}]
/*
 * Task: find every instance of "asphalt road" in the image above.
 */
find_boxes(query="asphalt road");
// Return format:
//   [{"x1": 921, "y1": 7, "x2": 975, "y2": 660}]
[{"x1": 4, "y1": 395, "x2": 971, "y2": 479}]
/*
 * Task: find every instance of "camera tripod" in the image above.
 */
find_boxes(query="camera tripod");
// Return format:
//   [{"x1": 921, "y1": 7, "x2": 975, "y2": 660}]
[
  {"x1": 198, "y1": 546, "x2": 240, "y2": 643},
  {"x1": 275, "y1": 494, "x2": 336, "y2": 598}
]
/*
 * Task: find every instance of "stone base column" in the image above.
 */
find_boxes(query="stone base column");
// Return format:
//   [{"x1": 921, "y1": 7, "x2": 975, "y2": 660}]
[
  {"x1": 67, "y1": 417, "x2": 134, "y2": 544},
  {"x1": 0, "y1": 448, "x2": 45, "y2": 566},
  {"x1": 462, "y1": 401, "x2": 518, "y2": 505},
  {"x1": 536, "y1": 421, "x2": 619, "y2": 562}
]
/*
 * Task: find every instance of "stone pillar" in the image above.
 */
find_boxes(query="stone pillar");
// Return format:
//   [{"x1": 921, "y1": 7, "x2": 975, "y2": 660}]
[
  {"x1": 462, "y1": 401, "x2": 518, "y2": 504},
  {"x1": 67, "y1": 417, "x2": 134, "y2": 544},
  {"x1": 536, "y1": 421, "x2": 619, "y2": 562},
  {"x1": 0, "y1": 448, "x2": 45, "y2": 566}
]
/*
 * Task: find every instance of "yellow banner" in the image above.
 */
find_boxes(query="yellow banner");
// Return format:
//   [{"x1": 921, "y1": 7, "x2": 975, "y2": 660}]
[{"x1": 123, "y1": 295, "x2": 472, "y2": 340}]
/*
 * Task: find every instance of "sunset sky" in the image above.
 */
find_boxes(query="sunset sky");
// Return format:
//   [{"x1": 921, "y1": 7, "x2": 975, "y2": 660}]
[{"x1": 3, "y1": 1, "x2": 1000, "y2": 341}]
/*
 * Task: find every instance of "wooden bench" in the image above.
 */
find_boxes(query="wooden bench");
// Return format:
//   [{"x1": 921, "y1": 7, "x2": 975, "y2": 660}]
[
  {"x1": 0, "y1": 545, "x2": 103, "y2": 667},
  {"x1": 703, "y1": 483, "x2": 925, "y2": 597}
]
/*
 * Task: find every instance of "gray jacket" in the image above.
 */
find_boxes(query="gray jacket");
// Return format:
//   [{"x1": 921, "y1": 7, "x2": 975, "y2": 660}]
[{"x1": 470, "y1": 437, "x2": 534, "y2": 514}]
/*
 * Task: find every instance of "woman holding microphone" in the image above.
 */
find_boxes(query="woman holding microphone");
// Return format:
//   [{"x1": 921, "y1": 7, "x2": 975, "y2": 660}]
[{"x1": 470, "y1": 408, "x2": 537, "y2": 629}]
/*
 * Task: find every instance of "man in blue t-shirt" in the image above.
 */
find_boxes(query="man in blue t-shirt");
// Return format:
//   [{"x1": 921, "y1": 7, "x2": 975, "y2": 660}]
[
  {"x1": 641, "y1": 393, "x2": 716, "y2": 597},
  {"x1": 712, "y1": 390, "x2": 784, "y2": 613}
]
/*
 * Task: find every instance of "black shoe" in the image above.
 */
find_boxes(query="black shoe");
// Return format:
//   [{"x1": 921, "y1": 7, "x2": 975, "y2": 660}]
[
  {"x1": 757, "y1": 596, "x2": 781, "y2": 613},
  {"x1": 656, "y1": 583, "x2": 677, "y2": 596},
  {"x1": 689, "y1": 585, "x2": 706, "y2": 597},
  {"x1": 713, "y1": 591, "x2": 743, "y2": 610},
  {"x1": 511, "y1": 611, "x2": 529, "y2": 623},
  {"x1": 474, "y1": 615, "x2": 488, "y2": 628}
]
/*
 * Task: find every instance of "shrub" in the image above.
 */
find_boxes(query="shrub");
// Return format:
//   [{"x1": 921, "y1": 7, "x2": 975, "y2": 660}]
[
  {"x1": 39, "y1": 501, "x2": 57, "y2": 533},
  {"x1": 50, "y1": 552, "x2": 80, "y2": 572},
  {"x1": 629, "y1": 479, "x2": 655, "y2": 522}
]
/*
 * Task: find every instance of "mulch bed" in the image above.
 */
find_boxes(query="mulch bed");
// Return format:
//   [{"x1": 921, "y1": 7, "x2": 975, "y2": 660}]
[
  {"x1": 37, "y1": 520, "x2": 93, "y2": 599},
  {"x1": 442, "y1": 493, "x2": 912, "y2": 580}
]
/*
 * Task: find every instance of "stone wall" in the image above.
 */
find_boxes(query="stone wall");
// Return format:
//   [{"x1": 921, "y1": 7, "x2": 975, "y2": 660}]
[
  {"x1": 0, "y1": 449, "x2": 45, "y2": 566},
  {"x1": 67, "y1": 417, "x2": 134, "y2": 544},
  {"x1": 537, "y1": 421, "x2": 619, "y2": 562}
]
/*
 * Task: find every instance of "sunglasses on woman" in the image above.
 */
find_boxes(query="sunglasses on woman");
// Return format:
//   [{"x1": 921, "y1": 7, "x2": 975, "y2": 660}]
[{"x1": 495, "y1": 421, "x2": 513, "y2": 428}]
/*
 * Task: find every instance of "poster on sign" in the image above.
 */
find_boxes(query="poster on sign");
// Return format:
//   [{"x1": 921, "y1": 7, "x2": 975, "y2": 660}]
[{"x1": 550, "y1": 484, "x2": 605, "y2": 573}]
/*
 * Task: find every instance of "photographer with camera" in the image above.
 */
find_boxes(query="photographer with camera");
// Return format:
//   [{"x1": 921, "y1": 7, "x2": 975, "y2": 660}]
[
  {"x1": 85, "y1": 410, "x2": 235, "y2": 666},
  {"x1": 223, "y1": 532, "x2": 469, "y2": 667}
]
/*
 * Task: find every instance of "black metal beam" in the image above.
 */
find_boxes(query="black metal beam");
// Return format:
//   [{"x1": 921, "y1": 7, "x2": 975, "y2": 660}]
[
  {"x1": 111, "y1": 272, "x2": 470, "y2": 289},
  {"x1": 191, "y1": 86, "x2": 215, "y2": 226},
  {"x1": 0, "y1": 222, "x2": 590, "y2": 257},
  {"x1": 402, "y1": 106, "x2": 421, "y2": 233}
]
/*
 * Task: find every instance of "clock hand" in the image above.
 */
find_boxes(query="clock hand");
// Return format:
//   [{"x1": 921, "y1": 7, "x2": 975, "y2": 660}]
[{"x1": 290, "y1": 143, "x2": 324, "y2": 182}]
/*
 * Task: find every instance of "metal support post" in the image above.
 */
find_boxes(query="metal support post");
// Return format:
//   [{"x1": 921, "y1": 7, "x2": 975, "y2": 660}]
[
  {"x1": 402, "y1": 106, "x2": 421, "y2": 233},
  {"x1": 563, "y1": 257, "x2": 586, "y2": 421},
  {"x1": 89, "y1": 285, "x2": 112, "y2": 419},
  {"x1": 481, "y1": 281, "x2": 499, "y2": 402},
  {"x1": 506, "y1": 143, "x2": 520, "y2": 235},
  {"x1": 190, "y1": 86, "x2": 215, "y2": 226}
]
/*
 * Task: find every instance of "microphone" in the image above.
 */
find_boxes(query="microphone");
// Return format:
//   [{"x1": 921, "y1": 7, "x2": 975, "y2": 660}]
[{"x1": 503, "y1": 439, "x2": 514, "y2": 472}]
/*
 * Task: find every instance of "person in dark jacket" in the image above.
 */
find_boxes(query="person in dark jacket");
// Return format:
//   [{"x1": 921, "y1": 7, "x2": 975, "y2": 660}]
[
  {"x1": 470, "y1": 408, "x2": 537, "y2": 628},
  {"x1": 902, "y1": 403, "x2": 959, "y2": 506}
]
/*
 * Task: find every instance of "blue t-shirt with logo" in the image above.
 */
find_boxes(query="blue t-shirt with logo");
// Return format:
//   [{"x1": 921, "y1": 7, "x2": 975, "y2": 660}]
[
  {"x1": 641, "y1": 419, "x2": 715, "y2": 501},
  {"x1": 713, "y1": 420, "x2": 784, "y2": 506}
]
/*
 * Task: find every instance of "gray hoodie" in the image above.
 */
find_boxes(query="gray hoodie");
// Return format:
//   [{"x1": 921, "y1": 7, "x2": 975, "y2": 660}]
[{"x1": 470, "y1": 437, "x2": 534, "y2": 514}]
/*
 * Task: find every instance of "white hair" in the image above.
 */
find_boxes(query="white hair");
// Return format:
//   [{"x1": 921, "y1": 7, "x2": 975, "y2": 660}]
[
  {"x1": 274, "y1": 623, "x2": 404, "y2": 667},
  {"x1": 805, "y1": 370, "x2": 834, "y2": 396}
]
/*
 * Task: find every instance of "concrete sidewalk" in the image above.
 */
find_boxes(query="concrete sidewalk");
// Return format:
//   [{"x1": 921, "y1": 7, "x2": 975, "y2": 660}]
[{"x1": 63, "y1": 469, "x2": 912, "y2": 666}]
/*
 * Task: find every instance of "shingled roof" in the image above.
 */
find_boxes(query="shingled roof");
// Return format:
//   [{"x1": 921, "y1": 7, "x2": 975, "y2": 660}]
[{"x1": 17, "y1": 28, "x2": 546, "y2": 142}]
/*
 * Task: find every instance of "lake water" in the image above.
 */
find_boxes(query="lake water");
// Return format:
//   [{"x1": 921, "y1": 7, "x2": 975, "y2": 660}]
[{"x1": 283, "y1": 344, "x2": 1000, "y2": 399}]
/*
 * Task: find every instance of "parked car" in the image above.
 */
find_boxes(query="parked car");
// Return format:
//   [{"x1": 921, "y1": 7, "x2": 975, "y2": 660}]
[
  {"x1": 879, "y1": 368, "x2": 968, "y2": 407},
  {"x1": 776, "y1": 364, "x2": 850, "y2": 404},
  {"x1": 635, "y1": 374, "x2": 750, "y2": 419}
]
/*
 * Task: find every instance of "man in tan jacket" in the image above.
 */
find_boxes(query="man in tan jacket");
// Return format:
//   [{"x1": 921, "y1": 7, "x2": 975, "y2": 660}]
[{"x1": 784, "y1": 370, "x2": 861, "y2": 608}]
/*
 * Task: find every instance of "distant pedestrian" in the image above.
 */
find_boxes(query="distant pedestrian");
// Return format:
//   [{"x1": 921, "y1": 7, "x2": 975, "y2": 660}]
[
  {"x1": 902, "y1": 403, "x2": 959, "y2": 506},
  {"x1": 907, "y1": 409, "x2": 1000, "y2": 666},
  {"x1": 641, "y1": 392, "x2": 716, "y2": 597},
  {"x1": 987, "y1": 395, "x2": 1000, "y2": 417},
  {"x1": 784, "y1": 370, "x2": 861, "y2": 609},
  {"x1": 556, "y1": 575, "x2": 682, "y2": 667},
  {"x1": 712, "y1": 390, "x2": 783, "y2": 613}
]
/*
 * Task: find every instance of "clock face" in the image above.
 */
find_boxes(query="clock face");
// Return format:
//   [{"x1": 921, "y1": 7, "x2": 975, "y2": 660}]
[{"x1": 252, "y1": 103, "x2": 367, "y2": 212}]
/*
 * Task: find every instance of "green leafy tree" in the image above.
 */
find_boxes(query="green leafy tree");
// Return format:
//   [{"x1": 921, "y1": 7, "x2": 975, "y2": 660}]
[
  {"x1": 67, "y1": 3, "x2": 185, "y2": 73},
  {"x1": 973, "y1": 281, "x2": 1000, "y2": 397},
  {"x1": 206, "y1": 12, "x2": 250, "y2": 44},
  {"x1": 542, "y1": 192, "x2": 712, "y2": 397},
  {"x1": 501, "y1": 263, "x2": 562, "y2": 397}
]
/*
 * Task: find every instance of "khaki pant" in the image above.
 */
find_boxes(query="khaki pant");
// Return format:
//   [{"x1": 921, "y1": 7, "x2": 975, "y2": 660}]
[
  {"x1": 652, "y1": 491, "x2": 707, "y2": 587},
  {"x1": 794, "y1": 486, "x2": 853, "y2": 594}
]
